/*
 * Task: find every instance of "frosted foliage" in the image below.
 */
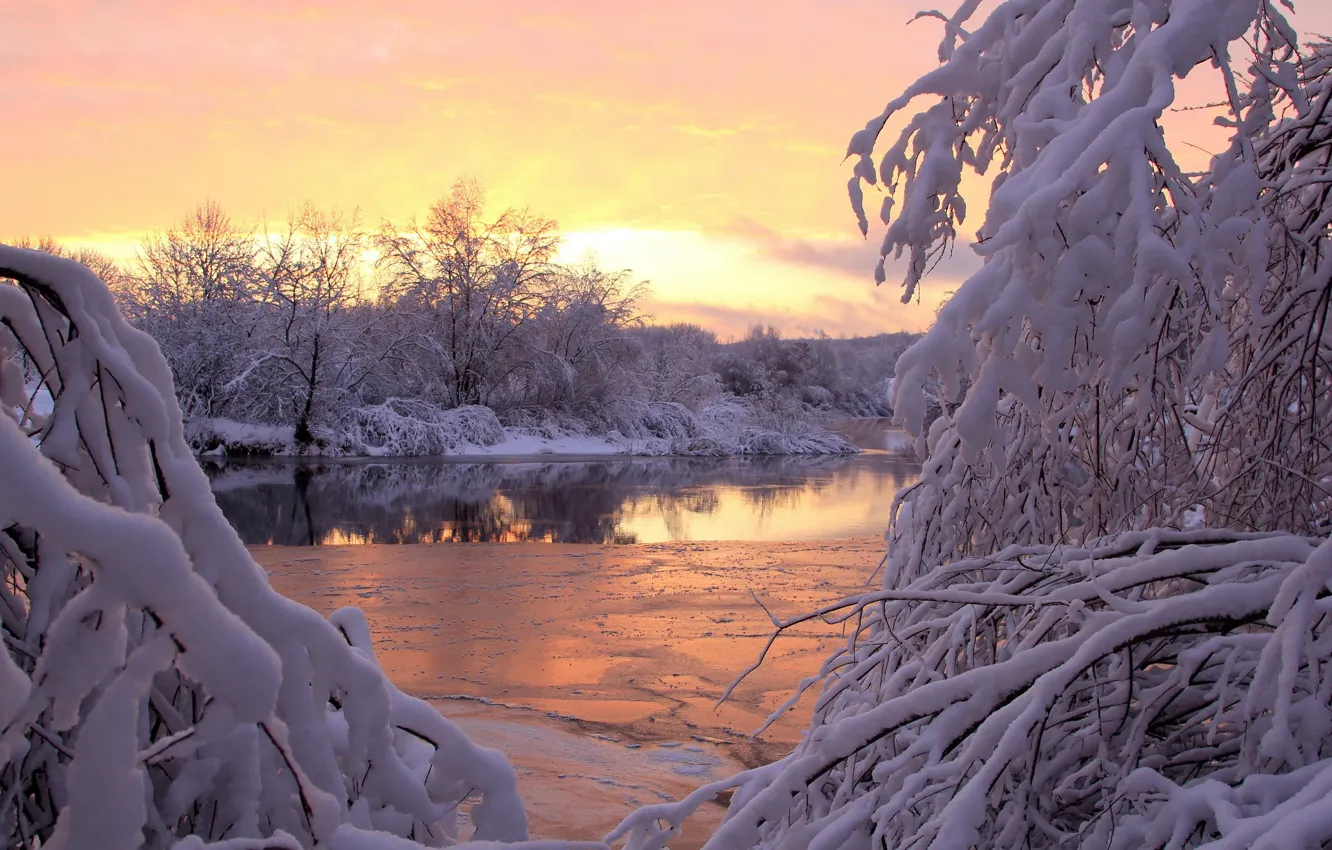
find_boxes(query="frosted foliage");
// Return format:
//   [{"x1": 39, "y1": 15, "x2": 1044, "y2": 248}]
[
  {"x1": 852, "y1": 0, "x2": 1330, "y2": 566},
  {"x1": 1207, "y1": 41, "x2": 1332, "y2": 533},
  {"x1": 692, "y1": 530, "x2": 1332, "y2": 849},
  {"x1": 653, "y1": 2, "x2": 1332, "y2": 849},
  {"x1": 0, "y1": 247, "x2": 540, "y2": 848},
  {"x1": 344, "y1": 401, "x2": 507, "y2": 456}
]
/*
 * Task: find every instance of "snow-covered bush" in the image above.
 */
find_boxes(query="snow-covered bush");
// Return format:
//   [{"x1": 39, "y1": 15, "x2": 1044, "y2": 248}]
[
  {"x1": 342, "y1": 400, "x2": 506, "y2": 457},
  {"x1": 694, "y1": 397, "x2": 857, "y2": 456},
  {"x1": 591, "y1": 397, "x2": 858, "y2": 456},
  {"x1": 189, "y1": 418, "x2": 299, "y2": 456},
  {"x1": 185, "y1": 404, "x2": 508, "y2": 459},
  {"x1": 631, "y1": 401, "x2": 708, "y2": 443},
  {"x1": 495, "y1": 397, "x2": 856, "y2": 457},
  {"x1": 0, "y1": 247, "x2": 538, "y2": 848}
]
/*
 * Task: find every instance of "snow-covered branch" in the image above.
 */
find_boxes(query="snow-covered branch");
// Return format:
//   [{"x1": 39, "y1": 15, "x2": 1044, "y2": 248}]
[
  {"x1": 851, "y1": 0, "x2": 1328, "y2": 564},
  {"x1": 0, "y1": 247, "x2": 533, "y2": 848},
  {"x1": 673, "y1": 4, "x2": 1332, "y2": 848},
  {"x1": 705, "y1": 530, "x2": 1332, "y2": 849}
]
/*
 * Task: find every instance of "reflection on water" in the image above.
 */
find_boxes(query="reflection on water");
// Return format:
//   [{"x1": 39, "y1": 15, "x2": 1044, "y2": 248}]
[
  {"x1": 206, "y1": 446, "x2": 920, "y2": 546},
  {"x1": 828, "y1": 417, "x2": 916, "y2": 453}
]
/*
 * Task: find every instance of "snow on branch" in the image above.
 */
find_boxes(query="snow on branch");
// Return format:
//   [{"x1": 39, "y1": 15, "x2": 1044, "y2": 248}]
[
  {"x1": 0, "y1": 246, "x2": 544, "y2": 848},
  {"x1": 700, "y1": 529, "x2": 1332, "y2": 849},
  {"x1": 664, "y1": 5, "x2": 1332, "y2": 847},
  {"x1": 849, "y1": 0, "x2": 1330, "y2": 563}
]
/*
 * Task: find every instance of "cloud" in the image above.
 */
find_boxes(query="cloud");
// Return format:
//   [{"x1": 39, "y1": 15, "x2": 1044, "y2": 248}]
[
  {"x1": 723, "y1": 217, "x2": 983, "y2": 291},
  {"x1": 643, "y1": 284, "x2": 941, "y2": 340}
]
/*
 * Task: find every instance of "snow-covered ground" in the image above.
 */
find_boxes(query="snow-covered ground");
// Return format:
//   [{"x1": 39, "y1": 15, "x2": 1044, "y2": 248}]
[
  {"x1": 190, "y1": 399, "x2": 862, "y2": 459},
  {"x1": 196, "y1": 415, "x2": 630, "y2": 459}
]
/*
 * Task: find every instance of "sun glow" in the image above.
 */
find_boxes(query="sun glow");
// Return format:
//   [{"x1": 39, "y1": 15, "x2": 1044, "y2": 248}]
[{"x1": 7, "y1": 1, "x2": 1332, "y2": 336}]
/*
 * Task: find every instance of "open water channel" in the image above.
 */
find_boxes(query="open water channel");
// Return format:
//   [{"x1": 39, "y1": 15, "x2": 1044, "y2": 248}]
[{"x1": 206, "y1": 419, "x2": 920, "y2": 545}]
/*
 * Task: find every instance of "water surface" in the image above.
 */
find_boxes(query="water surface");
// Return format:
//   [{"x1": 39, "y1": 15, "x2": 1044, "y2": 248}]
[{"x1": 206, "y1": 421, "x2": 919, "y2": 545}]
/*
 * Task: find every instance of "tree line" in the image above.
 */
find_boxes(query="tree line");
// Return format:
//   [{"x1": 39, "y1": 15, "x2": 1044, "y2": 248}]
[{"x1": 19, "y1": 179, "x2": 915, "y2": 450}]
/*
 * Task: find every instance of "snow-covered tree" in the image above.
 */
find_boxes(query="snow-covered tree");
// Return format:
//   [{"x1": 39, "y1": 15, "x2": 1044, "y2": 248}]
[
  {"x1": 0, "y1": 246, "x2": 542, "y2": 848},
  {"x1": 376, "y1": 178, "x2": 561, "y2": 409},
  {"x1": 635, "y1": 324, "x2": 722, "y2": 408},
  {"x1": 18, "y1": 185, "x2": 878, "y2": 458},
  {"x1": 126, "y1": 203, "x2": 263, "y2": 422},
  {"x1": 1202, "y1": 39, "x2": 1332, "y2": 533},
  {"x1": 506, "y1": 259, "x2": 647, "y2": 415},
  {"x1": 241, "y1": 206, "x2": 396, "y2": 446},
  {"x1": 867, "y1": 0, "x2": 1328, "y2": 567},
  {"x1": 648, "y1": 3, "x2": 1332, "y2": 849}
]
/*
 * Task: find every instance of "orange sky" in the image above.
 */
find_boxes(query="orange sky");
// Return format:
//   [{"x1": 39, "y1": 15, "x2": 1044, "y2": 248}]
[{"x1": 5, "y1": 1, "x2": 1330, "y2": 338}]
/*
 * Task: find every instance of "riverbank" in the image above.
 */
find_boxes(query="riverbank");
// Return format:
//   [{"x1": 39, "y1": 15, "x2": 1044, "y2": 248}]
[
  {"x1": 253, "y1": 537, "x2": 886, "y2": 846},
  {"x1": 192, "y1": 401, "x2": 863, "y2": 460}
]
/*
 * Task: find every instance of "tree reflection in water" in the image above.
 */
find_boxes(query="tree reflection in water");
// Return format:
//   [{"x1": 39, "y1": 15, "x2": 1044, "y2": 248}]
[{"x1": 204, "y1": 453, "x2": 921, "y2": 545}]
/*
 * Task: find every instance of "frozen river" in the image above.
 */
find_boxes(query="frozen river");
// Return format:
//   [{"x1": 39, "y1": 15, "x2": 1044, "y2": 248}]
[
  {"x1": 229, "y1": 421, "x2": 917, "y2": 845},
  {"x1": 206, "y1": 420, "x2": 919, "y2": 546},
  {"x1": 256, "y1": 537, "x2": 889, "y2": 846}
]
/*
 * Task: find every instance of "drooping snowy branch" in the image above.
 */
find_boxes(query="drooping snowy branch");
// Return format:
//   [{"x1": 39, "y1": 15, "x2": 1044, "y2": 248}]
[
  {"x1": 0, "y1": 246, "x2": 538, "y2": 848},
  {"x1": 703, "y1": 529, "x2": 1332, "y2": 849},
  {"x1": 1199, "y1": 40, "x2": 1332, "y2": 534},
  {"x1": 847, "y1": 0, "x2": 1329, "y2": 567},
  {"x1": 661, "y1": 4, "x2": 1332, "y2": 849}
]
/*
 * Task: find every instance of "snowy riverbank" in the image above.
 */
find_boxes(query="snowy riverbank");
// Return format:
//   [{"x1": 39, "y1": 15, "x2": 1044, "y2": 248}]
[{"x1": 191, "y1": 398, "x2": 862, "y2": 459}]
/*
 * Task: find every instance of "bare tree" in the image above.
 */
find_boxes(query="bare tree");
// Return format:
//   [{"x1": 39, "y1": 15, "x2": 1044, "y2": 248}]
[
  {"x1": 129, "y1": 202, "x2": 260, "y2": 419},
  {"x1": 246, "y1": 205, "x2": 377, "y2": 445},
  {"x1": 376, "y1": 177, "x2": 560, "y2": 407}
]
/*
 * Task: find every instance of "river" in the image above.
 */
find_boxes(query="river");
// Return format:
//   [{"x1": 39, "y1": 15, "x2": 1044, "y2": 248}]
[
  {"x1": 205, "y1": 419, "x2": 919, "y2": 546},
  {"x1": 219, "y1": 419, "x2": 917, "y2": 845}
]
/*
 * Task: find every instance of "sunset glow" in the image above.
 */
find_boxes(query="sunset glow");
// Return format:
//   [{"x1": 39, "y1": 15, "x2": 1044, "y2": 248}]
[{"x1": 6, "y1": 1, "x2": 1331, "y2": 336}]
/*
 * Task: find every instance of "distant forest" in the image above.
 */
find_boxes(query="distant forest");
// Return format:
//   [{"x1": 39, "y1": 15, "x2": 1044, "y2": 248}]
[{"x1": 16, "y1": 180, "x2": 915, "y2": 452}]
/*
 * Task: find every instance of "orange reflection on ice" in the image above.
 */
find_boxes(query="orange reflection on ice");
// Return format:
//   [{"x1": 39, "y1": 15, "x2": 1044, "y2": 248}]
[{"x1": 257, "y1": 537, "x2": 886, "y2": 747}]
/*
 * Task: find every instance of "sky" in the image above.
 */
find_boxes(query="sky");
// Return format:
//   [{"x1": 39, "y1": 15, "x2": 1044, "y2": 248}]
[{"x1": 5, "y1": 1, "x2": 1331, "y2": 339}]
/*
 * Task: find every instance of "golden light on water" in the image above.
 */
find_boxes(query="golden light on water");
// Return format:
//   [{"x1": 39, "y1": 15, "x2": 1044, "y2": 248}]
[
  {"x1": 613, "y1": 467, "x2": 918, "y2": 544},
  {"x1": 234, "y1": 454, "x2": 921, "y2": 546}
]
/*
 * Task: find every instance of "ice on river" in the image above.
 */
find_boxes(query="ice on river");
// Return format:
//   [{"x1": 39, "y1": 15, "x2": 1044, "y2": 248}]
[{"x1": 255, "y1": 536, "x2": 886, "y2": 845}]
